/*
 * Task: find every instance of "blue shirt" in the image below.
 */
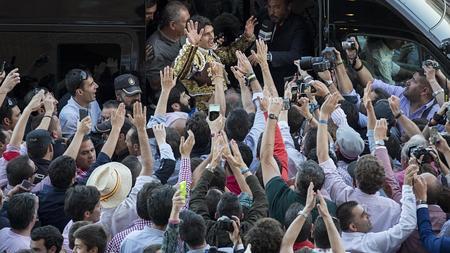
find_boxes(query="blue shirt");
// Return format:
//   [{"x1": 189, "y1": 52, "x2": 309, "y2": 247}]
[
  {"x1": 37, "y1": 184, "x2": 70, "y2": 232},
  {"x1": 60, "y1": 97, "x2": 101, "y2": 138},
  {"x1": 120, "y1": 226, "x2": 164, "y2": 253},
  {"x1": 418, "y1": 207, "x2": 450, "y2": 253}
]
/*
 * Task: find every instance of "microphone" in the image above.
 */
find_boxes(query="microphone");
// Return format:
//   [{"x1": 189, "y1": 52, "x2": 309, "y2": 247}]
[{"x1": 258, "y1": 20, "x2": 273, "y2": 42}]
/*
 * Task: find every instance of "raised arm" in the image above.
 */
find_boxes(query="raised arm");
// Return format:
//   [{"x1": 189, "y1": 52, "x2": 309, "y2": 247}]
[
  {"x1": 162, "y1": 190, "x2": 185, "y2": 253},
  {"x1": 131, "y1": 102, "x2": 153, "y2": 176},
  {"x1": 178, "y1": 130, "x2": 195, "y2": 207},
  {"x1": 63, "y1": 117, "x2": 92, "y2": 159},
  {"x1": 0, "y1": 68, "x2": 20, "y2": 107},
  {"x1": 36, "y1": 93, "x2": 56, "y2": 131},
  {"x1": 332, "y1": 48, "x2": 354, "y2": 94},
  {"x1": 235, "y1": 50, "x2": 263, "y2": 94},
  {"x1": 316, "y1": 191, "x2": 346, "y2": 253},
  {"x1": 346, "y1": 37, "x2": 374, "y2": 86},
  {"x1": 231, "y1": 66, "x2": 255, "y2": 114},
  {"x1": 280, "y1": 183, "x2": 316, "y2": 253},
  {"x1": 154, "y1": 66, "x2": 177, "y2": 117},
  {"x1": 101, "y1": 103, "x2": 126, "y2": 158},
  {"x1": 260, "y1": 97, "x2": 283, "y2": 186},
  {"x1": 317, "y1": 93, "x2": 340, "y2": 163},
  {"x1": 10, "y1": 90, "x2": 45, "y2": 147},
  {"x1": 224, "y1": 139, "x2": 252, "y2": 196},
  {"x1": 423, "y1": 65, "x2": 444, "y2": 106},
  {"x1": 251, "y1": 39, "x2": 278, "y2": 97},
  {"x1": 211, "y1": 62, "x2": 226, "y2": 116}
]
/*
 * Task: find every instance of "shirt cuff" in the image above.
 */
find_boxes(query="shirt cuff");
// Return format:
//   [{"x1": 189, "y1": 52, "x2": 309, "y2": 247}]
[
  {"x1": 252, "y1": 92, "x2": 263, "y2": 102},
  {"x1": 417, "y1": 204, "x2": 429, "y2": 210},
  {"x1": 159, "y1": 143, "x2": 175, "y2": 160},
  {"x1": 331, "y1": 107, "x2": 349, "y2": 128}
]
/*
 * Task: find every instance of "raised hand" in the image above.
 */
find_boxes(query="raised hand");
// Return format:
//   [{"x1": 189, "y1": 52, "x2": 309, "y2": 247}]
[
  {"x1": 413, "y1": 175, "x2": 427, "y2": 201},
  {"x1": 388, "y1": 95, "x2": 401, "y2": 117},
  {"x1": 130, "y1": 102, "x2": 147, "y2": 130},
  {"x1": 26, "y1": 89, "x2": 45, "y2": 112},
  {"x1": 235, "y1": 50, "x2": 254, "y2": 76},
  {"x1": 185, "y1": 20, "x2": 204, "y2": 46},
  {"x1": 244, "y1": 16, "x2": 257, "y2": 39},
  {"x1": 152, "y1": 124, "x2": 167, "y2": 145},
  {"x1": 268, "y1": 97, "x2": 283, "y2": 116},
  {"x1": 363, "y1": 81, "x2": 373, "y2": 111},
  {"x1": 304, "y1": 182, "x2": 316, "y2": 213},
  {"x1": 77, "y1": 116, "x2": 92, "y2": 135},
  {"x1": 111, "y1": 103, "x2": 126, "y2": 129},
  {"x1": 320, "y1": 92, "x2": 339, "y2": 118},
  {"x1": 210, "y1": 62, "x2": 225, "y2": 79},
  {"x1": 374, "y1": 119, "x2": 388, "y2": 141},
  {"x1": 0, "y1": 68, "x2": 20, "y2": 94},
  {"x1": 423, "y1": 64, "x2": 437, "y2": 83},
  {"x1": 171, "y1": 190, "x2": 186, "y2": 217},
  {"x1": 224, "y1": 139, "x2": 247, "y2": 171},
  {"x1": 160, "y1": 66, "x2": 177, "y2": 92},
  {"x1": 405, "y1": 158, "x2": 420, "y2": 186},
  {"x1": 250, "y1": 39, "x2": 268, "y2": 66},
  {"x1": 206, "y1": 114, "x2": 225, "y2": 134},
  {"x1": 295, "y1": 97, "x2": 311, "y2": 118},
  {"x1": 180, "y1": 130, "x2": 195, "y2": 158},
  {"x1": 43, "y1": 92, "x2": 56, "y2": 114},
  {"x1": 317, "y1": 70, "x2": 332, "y2": 82},
  {"x1": 230, "y1": 66, "x2": 245, "y2": 86},
  {"x1": 346, "y1": 37, "x2": 360, "y2": 60},
  {"x1": 310, "y1": 80, "x2": 331, "y2": 97},
  {"x1": 317, "y1": 191, "x2": 331, "y2": 219}
]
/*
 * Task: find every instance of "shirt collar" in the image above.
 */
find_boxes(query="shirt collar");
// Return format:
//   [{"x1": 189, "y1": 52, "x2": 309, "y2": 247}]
[{"x1": 69, "y1": 96, "x2": 90, "y2": 110}]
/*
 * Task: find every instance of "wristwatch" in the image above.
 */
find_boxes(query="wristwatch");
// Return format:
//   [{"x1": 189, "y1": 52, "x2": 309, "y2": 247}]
[
  {"x1": 417, "y1": 199, "x2": 427, "y2": 205},
  {"x1": 297, "y1": 210, "x2": 309, "y2": 219},
  {"x1": 269, "y1": 113, "x2": 278, "y2": 120},
  {"x1": 325, "y1": 80, "x2": 333, "y2": 87}
]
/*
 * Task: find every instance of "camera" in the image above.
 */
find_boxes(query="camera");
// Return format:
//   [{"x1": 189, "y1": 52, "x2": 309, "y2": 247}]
[
  {"x1": 321, "y1": 47, "x2": 337, "y2": 68},
  {"x1": 342, "y1": 39, "x2": 357, "y2": 50},
  {"x1": 217, "y1": 216, "x2": 234, "y2": 232},
  {"x1": 409, "y1": 146, "x2": 434, "y2": 163},
  {"x1": 298, "y1": 56, "x2": 331, "y2": 72},
  {"x1": 422, "y1": 59, "x2": 439, "y2": 69}
]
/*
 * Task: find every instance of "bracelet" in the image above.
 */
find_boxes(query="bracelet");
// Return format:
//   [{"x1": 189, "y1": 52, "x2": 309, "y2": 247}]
[
  {"x1": 416, "y1": 199, "x2": 427, "y2": 205},
  {"x1": 44, "y1": 115, "x2": 53, "y2": 119},
  {"x1": 309, "y1": 103, "x2": 319, "y2": 114},
  {"x1": 268, "y1": 113, "x2": 278, "y2": 121},
  {"x1": 297, "y1": 210, "x2": 309, "y2": 219},
  {"x1": 336, "y1": 61, "x2": 343, "y2": 66},
  {"x1": 432, "y1": 89, "x2": 445, "y2": 97},
  {"x1": 325, "y1": 80, "x2": 333, "y2": 87},
  {"x1": 353, "y1": 63, "x2": 364, "y2": 72},
  {"x1": 394, "y1": 111, "x2": 403, "y2": 119},
  {"x1": 240, "y1": 167, "x2": 250, "y2": 174},
  {"x1": 324, "y1": 93, "x2": 331, "y2": 99},
  {"x1": 318, "y1": 119, "x2": 328, "y2": 125}
]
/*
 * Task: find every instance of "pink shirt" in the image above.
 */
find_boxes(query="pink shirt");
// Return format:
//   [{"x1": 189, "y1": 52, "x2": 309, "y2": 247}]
[{"x1": 0, "y1": 228, "x2": 30, "y2": 253}]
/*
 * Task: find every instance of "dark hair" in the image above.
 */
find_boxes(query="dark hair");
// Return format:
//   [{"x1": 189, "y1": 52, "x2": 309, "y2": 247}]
[
  {"x1": 103, "y1": 99, "x2": 119, "y2": 109},
  {"x1": 64, "y1": 185, "x2": 100, "y2": 221},
  {"x1": 210, "y1": 168, "x2": 226, "y2": 192},
  {"x1": 69, "y1": 221, "x2": 91, "y2": 249},
  {"x1": 190, "y1": 15, "x2": 213, "y2": 33},
  {"x1": 336, "y1": 201, "x2": 359, "y2": 231},
  {"x1": 31, "y1": 225, "x2": 63, "y2": 252},
  {"x1": 6, "y1": 155, "x2": 34, "y2": 186},
  {"x1": 225, "y1": 109, "x2": 250, "y2": 142},
  {"x1": 185, "y1": 112, "x2": 211, "y2": 155},
  {"x1": 206, "y1": 188, "x2": 223, "y2": 217},
  {"x1": 236, "y1": 142, "x2": 253, "y2": 168},
  {"x1": 147, "y1": 185, "x2": 175, "y2": 226},
  {"x1": 145, "y1": 0, "x2": 157, "y2": 7},
  {"x1": 213, "y1": 13, "x2": 242, "y2": 47},
  {"x1": 143, "y1": 244, "x2": 162, "y2": 253},
  {"x1": 166, "y1": 127, "x2": 181, "y2": 159},
  {"x1": 313, "y1": 216, "x2": 341, "y2": 249},
  {"x1": 66, "y1": 134, "x2": 92, "y2": 148},
  {"x1": 0, "y1": 129, "x2": 6, "y2": 144},
  {"x1": 216, "y1": 192, "x2": 242, "y2": 218},
  {"x1": 73, "y1": 224, "x2": 107, "y2": 253},
  {"x1": 136, "y1": 181, "x2": 162, "y2": 220},
  {"x1": 296, "y1": 160, "x2": 325, "y2": 196},
  {"x1": 65, "y1": 69, "x2": 91, "y2": 96},
  {"x1": 121, "y1": 155, "x2": 142, "y2": 187},
  {"x1": 179, "y1": 210, "x2": 206, "y2": 247},
  {"x1": 190, "y1": 157, "x2": 203, "y2": 173},
  {"x1": 224, "y1": 89, "x2": 243, "y2": 116},
  {"x1": 244, "y1": 218, "x2": 284, "y2": 253},
  {"x1": 48, "y1": 156, "x2": 76, "y2": 189},
  {"x1": 160, "y1": 1, "x2": 188, "y2": 27},
  {"x1": 339, "y1": 100, "x2": 359, "y2": 130},
  {"x1": 0, "y1": 96, "x2": 17, "y2": 127},
  {"x1": 166, "y1": 83, "x2": 186, "y2": 113},
  {"x1": 285, "y1": 203, "x2": 312, "y2": 243},
  {"x1": 303, "y1": 128, "x2": 318, "y2": 157},
  {"x1": 355, "y1": 155, "x2": 385, "y2": 194},
  {"x1": 8, "y1": 193, "x2": 37, "y2": 229},
  {"x1": 128, "y1": 127, "x2": 139, "y2": 147},
  {"x1": 288, "y1": 107, "x2": 305, "y2": 134}
]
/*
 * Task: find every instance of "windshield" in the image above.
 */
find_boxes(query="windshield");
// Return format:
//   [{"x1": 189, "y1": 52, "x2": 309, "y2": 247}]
[{"x1": 397, "y1": 0, "x2": 450, "y2": 42}]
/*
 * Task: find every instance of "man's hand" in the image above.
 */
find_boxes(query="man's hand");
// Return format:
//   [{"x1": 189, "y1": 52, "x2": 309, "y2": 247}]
[
  {"x1": 206, "y1": 114, "x2": 225, "y2": 134},
  {"x1": 319, "y1": 92, "x2": 339, "y2": 118},
  {"x1": 185, "y1": 20, "x2": 204, "y2": 46},
  {"x1": 171, "y1": 190, "x2": 186, "y2": 218},
  {"x1": 160, "y1": 66, "x2": 177, "y2": 92},
  {"x1": 235, "y1": 50, "x2": 254, "y2": 76},
  {"x1": 152, "y1": 124, "x2": 167, "y2": 145},
  {"x1": 259, "y1": 96, "x2": 269, "y2": 112},
  {"x1": 111, "y1": 103, "x2": 126, "y2": 129},
  {"x1": 413, "y1": 175, "x2": 427, "y2": 201},
  {"x1": 130, "y1": 102, "x2": 147, "y2": 130},
  {"x1": 0, "y1": 68, "x2": 20, "y2": 94},
  {"x1": 26, "y1": 90, "x2": 45, "y2": 113},
  {"x1": 316, "y1": 191, "x2": 331, "y2": 219},
  {"x1": 346, "y1": 37, "x2": 360, "y2": 60},
  {"x1": 180, "y1": 130, "x2": 195, "y2": 158},
  {"x1": 224, "y1": 139, "x2": 247, "y2": 171},
  {"x1": 244, "y1": 16, "x2": 257, "y2": 39},
  {"x1": 268, "y1": 97, "x2": 283, "y2": 116},
  {"x1": 303, "y1": 182, "x2": 316, "y2": 214},
  {"x1": 434, "y1": 134, "x2": 450, "y2": 154},
  {"x1": 294, "y1": 97, "x2": 311, "y2": 118},
  {"x1": 210, "y1": 62, "x2": 225, "y2": 79},
  {"x1": 437, "y1": 101, "x2": 450, "y2": 116},
  {"x1": 363, "y1": 81, "x2": 374, "y2": 112},
  {"x1": 404, "y1": 162, "x2": 419, "y2": 186},
  {"x1": 423, "y1": 65, "x2": 437, "y2": 83},
  {"x1": 374, "y1": 119, "x2": 388, "y2": 141},
  {"x1": 250, "y1": 39, "x2": 268, "y2": 66},
  {"x1": 210, "y1": 133, "x2": 224, "y2": 168},
  {"x1": 228, "y1": 216, "x2": 242, "y2": 246},
  {"x1": 43, "y1": 93, "x2": 56, "y2": 115},
  {"x1": 310, "y1": 80, "x2": 331, "y2": 98},
  {"x1": 293, "y1": 60, "x2": 309, "y2": 77},
  {"x1": 230, "y1": 66, "x2": 245, "y2": 87},
  {"x1": 388, "y1": 95, "x2": 401, "y2": 117},
  {"x1": 77, "y1": 116, "x2": 92, "y2": 135},
  {"x1": 333, "y1": 48, "x2": 343, "y2": 63}
]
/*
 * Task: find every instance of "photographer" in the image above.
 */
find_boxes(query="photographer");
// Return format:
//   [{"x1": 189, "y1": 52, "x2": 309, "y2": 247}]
[{"x1": 344, "y1": 38, "x2": 442, "y2": 121}]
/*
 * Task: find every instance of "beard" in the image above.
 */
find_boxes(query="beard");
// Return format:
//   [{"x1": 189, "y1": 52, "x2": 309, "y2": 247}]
[{"x1": 180, "y1": 103, "x2": 191, "y2": 113}]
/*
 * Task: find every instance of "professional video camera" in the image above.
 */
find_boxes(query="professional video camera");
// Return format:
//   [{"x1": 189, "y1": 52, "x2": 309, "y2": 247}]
[{"x1": 341, "y1": 39, "x2": 357, "y2": 50}]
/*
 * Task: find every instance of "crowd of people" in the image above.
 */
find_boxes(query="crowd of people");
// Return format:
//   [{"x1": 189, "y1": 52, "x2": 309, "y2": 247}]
[{"x1": 0, "y1": 0, "x2": 450, "y2": 253}]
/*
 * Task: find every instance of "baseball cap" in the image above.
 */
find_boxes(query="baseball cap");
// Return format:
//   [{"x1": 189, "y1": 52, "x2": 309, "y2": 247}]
[
  {"x1": 336, "y1": 126, "x2": 364, "y2": 160},
  {"x1": 26, "y1": 129, "x2": 53, "y2": 150},
  {"x1": 374, "y1": 99, "x2": 395, "y2": 127},
  {"x1": 114, "y1": 74, "x2": 142, "y2": 96}
]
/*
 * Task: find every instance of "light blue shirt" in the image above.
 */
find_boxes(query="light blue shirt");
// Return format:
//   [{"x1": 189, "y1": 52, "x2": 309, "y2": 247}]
[
  {"x1": 59, "y1": 97, "x2": 101, "y2": 138},
  {"x1": 120, "y1": 226, "x2": 164, "y2": 253}
]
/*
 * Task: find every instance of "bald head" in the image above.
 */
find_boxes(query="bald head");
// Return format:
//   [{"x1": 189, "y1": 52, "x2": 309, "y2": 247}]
[{"x1": 421, "y1": 172, "x2": 442, "y2": 204}]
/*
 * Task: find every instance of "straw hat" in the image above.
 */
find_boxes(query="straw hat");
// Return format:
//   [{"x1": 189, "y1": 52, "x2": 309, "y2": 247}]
[{"x1": 87, "y1": 162, "x2": 132, "y2": 209}]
